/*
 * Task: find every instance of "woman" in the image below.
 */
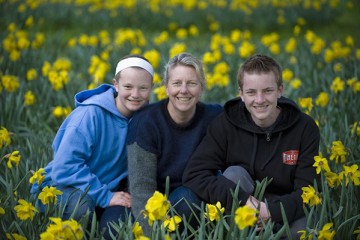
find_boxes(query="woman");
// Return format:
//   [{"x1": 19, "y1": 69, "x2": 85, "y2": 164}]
[
  {"x1": 30, "y1": 54, "x2": 154, "y2": 236},
  {"x1": 127, "y1": 52, "x2": 223, "y2": 234}
]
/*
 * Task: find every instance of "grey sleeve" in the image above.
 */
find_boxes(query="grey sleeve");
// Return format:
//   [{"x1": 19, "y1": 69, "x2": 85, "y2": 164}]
[{"x1": 127, "y1": 142, "x2": 157, "y2": 236}]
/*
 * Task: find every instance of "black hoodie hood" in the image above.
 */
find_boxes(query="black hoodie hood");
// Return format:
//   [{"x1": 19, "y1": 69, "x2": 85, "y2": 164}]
[{"x1": 224, "y1": 96, "x2": 301, "y2": 134}]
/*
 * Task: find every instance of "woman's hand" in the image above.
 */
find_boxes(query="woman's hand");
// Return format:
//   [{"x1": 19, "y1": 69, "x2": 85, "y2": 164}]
[{"x1": 109, "y1": 191, "x2": 132, "y2": 208}]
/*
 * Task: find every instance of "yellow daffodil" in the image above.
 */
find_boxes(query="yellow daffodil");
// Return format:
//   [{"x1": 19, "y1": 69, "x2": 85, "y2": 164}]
[
  {"x1": 230, "y1": 29, "x2": 242, "y2": 43},
  {"x1": 282, "y1": 68, "x2": 294, "y2": 82},
  {"x1": 24, "y1": 90, "x2": 35, "y2": 106},
  {"x1": 353, "y1": 226, "x2": 360, "y2": 239},
  {"x1": 144, "y1": 49, "x2": 161, "y2": 69},
  {"x1": 285, "y1": 37, "x2": 297, "y2": 53},
  {"x1": 298, "y1": 229, "x2": 312, "y2": 240},
  {"x1": 223, "y1": 42, "x2": 235, "y2": 55},
  {"x1": 153, "y1": 31, "x2": 169, "y2": 46},
  {"x1": 78, "y1": 33, "x2": 89, "y2": 46},
  {"x1": 38, "y1": 186, "x2": 63, "y2": 205},
  {"x1": 40, "y1": 217, "x2": 83, "y2": 240},
  {"x1": 214, "y1": 62, "x2": 229, "y2": 75},
  {"x1": 14, "y1": 199, "x2": 38, "y2": 221},
  {"x1": 88, "y1": 55, "x2": 110, "y2": 83},
  {"x1": 67, "y1": 38, "x2": 77, "y2": 47},
  {"x1": 26, "y1": 68, "x2": 37, "y2": 81},
  {"x1": 311, "y1": 37, "x2": 326, "y2": 55},
  {"x1": 29, "y1": 168, "x2": 46, "y2": 186},
  {"x1": 42, "y1": 61, "x2": 51, "y2": 76},
  {"x1": 333, "y1": 63, "x2": 342, "y2": 72},
  {"x1": 136, "y1": 236, "x2": 150, "y2": 240},
  {"x1": 154, "y1": 86, "x2": 167, "y2": 100},
  {"x1": 176, "y1": 28, "x2": 188, "y2": 40},
  {"x1": 52, "y1": 106, "x2": 72, "y2": 118},
  {"x1": 350, "y1": 122, "x2": 360, "y2": 136},
  {"x1": 1, "y1": 75, "x2": 20, "y2": 92},
  {"x1": 169, "y1": 42, "x2": 187, "y2": 58},
  {"x1": 301, "y1": 185, "x2": 322, "y2": 206},
  {"x1": 88, "y1": 35, "x2": 98, "y2": 47},
  {"x1": 318, "y1": 223, "x2": 335, "y2": 240},
  {"x1": 298, "y1": 97, "x2": 313, "y2": 113},
  {"x1": 356, "y1": 49, "x2": 360, "y2": 59},
  {"x1": 234, "y1": 205, "x2": 258, "y2": 230},
  {"x1": 31, "y1": 33, "x2": 45, "y2": 49},
  {"x1": 290, "y1": 78, "x2": 302, "y2": 89},
  {"x1": 153, "y1": 72, "x2": 161, "y2": 85},
  {"x1": 144, "y1": 191, "x2": 170, "y2": 225},
  {"x1": 0, "y1": 127, "x2": 12, "y2": 148},
  {"x1": 132, "y1": 222, "x2": 144, "y2": 239},
  {"x1": 5, "y1": 150, "x2": 21, "y2": 169},
  {"x1": 201, "y1": 52, "x2": 212, "y2": 65},
  {"x1": 42, "y1": 58, "x2": 72, "y2": 91},
  {"x1": 269, "y1": 43, "x2": 281, "y2": 55},
  {"x1": 330, "y1": 77, "x2": 345, "y2": 94},
  {"x1": 324, "y1": 171, "x2": 341, "y2": 188},
  {"x1": 290, "y1": 56, "x2": 298, "y2": 64},
  {"x1": 315, "y1": 92, "x2": 329, "y2": 107},
  {"x1": 209, "y1": 21, "x2": 220, "y2": 32},
  {"x1": 339, "y1": 164, "x2": 360, "y2": 186},
  {"x1": 313, "y1": 155, "x2": 331, "y2": 174},
  {"x1": 188, "y1": 25, "x2": 198, "y2": 36},
  {"x1": 238, "y1": 41, "x2": 256, "y2": 58},
  {"x1": 330, "y1": 141, "x2": 347, "y2": 164},
  {"x1": 0, "y1": 207, "x2": 5, "y2": 215},
  {"x1": 163, "y1": 215, "x2": 182, "y2": 232},
  {"x1": 6, "y1": 233, "x2": 27, "y2": 240},
  {"x1": 53, "y1": 106, "x2": 64, "y2": 118},
  {"x1": 204, "y1": 201, "x2": 225, "y2": 221},
  {"x1": 206, "y1": 73, "x2": 230, "y2": 89}
]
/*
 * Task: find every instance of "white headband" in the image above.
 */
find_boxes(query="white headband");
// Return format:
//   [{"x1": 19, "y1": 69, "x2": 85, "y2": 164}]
[{"x1": 115, "y1": 57, "x2": 154, "y2": 77}]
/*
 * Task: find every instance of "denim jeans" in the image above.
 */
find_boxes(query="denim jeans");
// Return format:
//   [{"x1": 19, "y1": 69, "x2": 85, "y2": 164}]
[
  {"x1": 168, "y1": 186, "x2": 202, "y2": 231},
  {"x1": 222, "y1": 165, "x2": 255, "y2": 194},
  {"x1": 99, "y1": 205, "x2": 131, "y2": 239}
]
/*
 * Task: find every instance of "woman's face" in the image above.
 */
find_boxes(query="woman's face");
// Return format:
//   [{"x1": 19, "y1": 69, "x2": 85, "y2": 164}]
[
  {"x1": 240, "y1": 72, "x2": 283, "y2": 128},
  {"x1": 166, "y1": 65, "x2": 203, "y2": 123},
  {"x1": 113, "y1": 67, "x2": 153, "y2": 118}
]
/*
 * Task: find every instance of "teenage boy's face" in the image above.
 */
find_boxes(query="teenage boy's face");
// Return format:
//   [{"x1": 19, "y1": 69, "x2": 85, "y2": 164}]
[
  {"x1": 239, "y1": 72, "x2": 283, "y2": 128},
  {"x1": 113, "y1": 67, "x2": 153, "y2": 118}
]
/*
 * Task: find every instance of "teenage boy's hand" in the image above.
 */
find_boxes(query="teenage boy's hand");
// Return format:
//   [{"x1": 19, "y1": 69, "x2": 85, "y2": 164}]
[{"x1": 246, "y1": 196, "x2": 271, "y2": 226}]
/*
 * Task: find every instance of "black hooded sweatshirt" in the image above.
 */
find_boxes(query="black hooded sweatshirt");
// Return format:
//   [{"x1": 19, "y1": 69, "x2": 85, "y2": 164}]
[{"x1": 183, "y1": 96, "x2": 320, "y2": 224}]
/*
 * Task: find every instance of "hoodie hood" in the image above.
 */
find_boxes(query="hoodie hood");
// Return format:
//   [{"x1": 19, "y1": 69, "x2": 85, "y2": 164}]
[
  {"x1": 224, "y1": 96, "x2": 301, "y2": 134},
  {"x1": 75, "y1": 84, "x2": 125, "y2": 118}
]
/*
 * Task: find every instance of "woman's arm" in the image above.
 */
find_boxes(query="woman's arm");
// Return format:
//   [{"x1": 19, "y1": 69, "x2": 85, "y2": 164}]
[{"x1": 127, "y1": 142, "x2": 157, "y2": 235}]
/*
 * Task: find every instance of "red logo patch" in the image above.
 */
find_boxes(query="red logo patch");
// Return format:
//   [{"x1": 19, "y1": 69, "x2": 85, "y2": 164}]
[{"x1": 282, "y1": 150, "x2": 299, "y2": 165}]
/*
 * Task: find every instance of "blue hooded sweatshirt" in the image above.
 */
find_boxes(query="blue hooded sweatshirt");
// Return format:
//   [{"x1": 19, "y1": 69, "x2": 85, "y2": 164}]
[{"x1": 31, "y1": 84, "x2": 128, "y2": 208}]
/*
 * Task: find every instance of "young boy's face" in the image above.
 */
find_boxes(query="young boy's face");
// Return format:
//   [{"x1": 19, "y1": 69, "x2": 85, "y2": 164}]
[
  {"x1": 239, "y1": 71, "x2": 283, "y2": 128},
  {"x1": 113, "y1": 67, "x2": 153, "y2": 118}
]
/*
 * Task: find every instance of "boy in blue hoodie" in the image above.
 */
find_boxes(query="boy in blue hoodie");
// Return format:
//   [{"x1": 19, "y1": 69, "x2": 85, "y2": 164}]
[{"x1": 31, "y1": 54, "x2": 154, "y2": 235}]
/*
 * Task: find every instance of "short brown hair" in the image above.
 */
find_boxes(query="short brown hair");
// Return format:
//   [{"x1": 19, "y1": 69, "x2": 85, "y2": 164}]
[{"x1": 237, "y1": 54, "x2": 282, "y2": 90}]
